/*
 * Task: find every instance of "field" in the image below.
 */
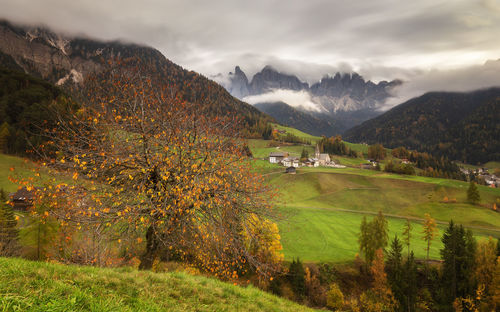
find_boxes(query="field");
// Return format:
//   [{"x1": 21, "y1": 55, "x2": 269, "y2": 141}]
[
  {"x1": 249, "y1": 134, "x2": 500, "y2": 264},
  {"x1": 0, "y1": 257, "x2": 316, "y2": 312},
  {"x1": 2, "y1": 150, "x2": 499, "y2": 265},
  {"x1": 269, "y1": 167, "x2": 500, "y2": 262},
  {"x1": 0, "y1": 154, "x2": 36, "y2": 192}
]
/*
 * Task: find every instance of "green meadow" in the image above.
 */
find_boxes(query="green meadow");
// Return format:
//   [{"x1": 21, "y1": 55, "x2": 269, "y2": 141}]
[
  {"x1": 0, "y1": 257, "x2": 316, "y2": 312},
  {"x1": 271, "y1": 167, "x2": 500, "y2": 262}
]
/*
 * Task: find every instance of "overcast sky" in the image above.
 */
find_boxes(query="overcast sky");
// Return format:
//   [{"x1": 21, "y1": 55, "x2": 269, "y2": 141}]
[{"x1": 1, "y1": 0, "x2": 500, "y2": 103}]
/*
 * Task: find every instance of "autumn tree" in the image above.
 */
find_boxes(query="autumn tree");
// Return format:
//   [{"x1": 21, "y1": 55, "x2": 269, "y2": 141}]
[
  {"x1": 421, "y1": 213, "x2": 438, "y2": 269},
  {"x1": 36, "y1": 59, "x2": 280, "y2": 279},
  {"x1": 326, "y1": 283, "x2": 344, "y2": 311},
  {"x1": 466, "y1": 181, "x2": 480, "y2": 204},
  {"x1": 473, "y1": 237, "x2": 497, "y2": 309},
  {"x1": 359, "y1": 249, "x2": 397, "y2": 311},
  {"x1": 367, "y1": 144, "x2": 386, "y2": 161}
]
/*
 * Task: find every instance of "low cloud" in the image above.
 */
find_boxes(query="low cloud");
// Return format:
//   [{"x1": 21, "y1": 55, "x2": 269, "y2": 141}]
[
  {"x1": 243, "y1": 89, "x2": 323, "y2": 112},
  {"x1": 383, "y1": 59, "x2": 500, "y2": 109}
]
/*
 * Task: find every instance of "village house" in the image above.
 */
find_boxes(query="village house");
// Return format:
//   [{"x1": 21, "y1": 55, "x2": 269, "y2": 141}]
[
  {"x1": 305, "y1": 158, "x2": 320, "y2": 167},
  {"x1": 285, "y1": 166, "x2": 296, "y2": 174},
  {"x1": 269, "y1": 151, "x2": 288, "y2": 164},
  {"x1": 282, "y1": 157, "x2": 300, "y2": 168}
]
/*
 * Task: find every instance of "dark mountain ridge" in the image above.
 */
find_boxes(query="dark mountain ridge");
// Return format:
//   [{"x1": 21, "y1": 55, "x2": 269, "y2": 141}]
[{"x1": 344, "y1": 88, "x2": 500, "y2": 164}]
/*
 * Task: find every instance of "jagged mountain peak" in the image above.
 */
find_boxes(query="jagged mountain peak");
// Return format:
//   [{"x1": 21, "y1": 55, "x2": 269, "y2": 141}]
[{"x1": 220, "y1": 64, "x2": 401, "y2": 133}]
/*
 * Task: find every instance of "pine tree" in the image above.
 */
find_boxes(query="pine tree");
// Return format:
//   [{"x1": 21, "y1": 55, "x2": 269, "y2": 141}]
[
  {"x1": 0, "y1": 188, "x2": 19, "y2": 256},
  {"x1": 288, "y1": 258, "x2": 306, "y2": 299},
  {"x1": 386, "y1": 235, "x2": 404, "y2": 311},
  {"x1": 440, "y1": 221, "x2": 476, "y2": 309},
  {"x1": 300, "y1": 148, "x2": 309, "y2": 161},
  {"x1": 403, "y1": 251, "x2": 418, "y2": 312},
  {"x1": 0, "y1": 122, "x2": 10, "y2": 153},
  {"x1": 467, "y1": 181, "x2": 480, "y2": 204}
]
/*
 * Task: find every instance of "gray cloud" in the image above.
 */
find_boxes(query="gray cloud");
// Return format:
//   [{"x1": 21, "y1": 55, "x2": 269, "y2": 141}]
[
  {"x1": 383, "y1": 59, "x2": 500, "y2": 109},
  {"x1": 1, "y1": 0, "x2": 500, "y2": 101}
]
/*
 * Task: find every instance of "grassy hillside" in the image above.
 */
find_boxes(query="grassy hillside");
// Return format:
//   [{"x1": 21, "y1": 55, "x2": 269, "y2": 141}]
[
  {"x1": 265, "y1": 166, "x2": 500, "y2": 263},
  {"x1": 0, "y1": 257, "x2": 316, "y2": 312},
  {"x1": 0, "y1": 153, "x2": 37, "y2": 192}
]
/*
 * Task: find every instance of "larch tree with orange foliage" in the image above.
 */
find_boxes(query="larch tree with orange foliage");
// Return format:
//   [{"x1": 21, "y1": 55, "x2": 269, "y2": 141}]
[{"x1": 35, "y1": 59, "x2": 282, "y2": 279}]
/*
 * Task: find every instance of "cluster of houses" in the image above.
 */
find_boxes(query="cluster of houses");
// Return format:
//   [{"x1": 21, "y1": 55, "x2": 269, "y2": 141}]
[
  {"x1": 459, "y1": 167, "x2": 499, "y2": 188},
  {"x1": 269, "y1": 146, "x2": 346, "y2": 172}
]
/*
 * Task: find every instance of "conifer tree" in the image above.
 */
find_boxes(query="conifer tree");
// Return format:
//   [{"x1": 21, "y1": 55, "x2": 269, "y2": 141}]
[
  {"x1": 288, "y1": 258, "x2": 306, "y2": 299},
  {"x1": 440, "y1": 221, "x2": 476, "y2": 309},
  {"x1": 467, "y1": 181, "x2": 480, "y2": 204},
  {"x1": 403, "y1": 251, "x2": 417, "y2": 312},
  {"x1": 386, "y1": 235, "x2": 404, "y2": 310},
  {"x1": 0, "y1": 122, "x2": 10, "y2": 153},
  {"x1": 300, "y1": 148, "x2": 309, "y2": 161}
]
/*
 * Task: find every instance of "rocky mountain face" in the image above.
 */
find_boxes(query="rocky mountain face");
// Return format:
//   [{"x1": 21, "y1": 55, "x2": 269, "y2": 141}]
[
  {"x1": 218, "y1": 65, "x2": 401, "y2": 135},
  {"x1": 0, "y1": 20, "x2": 274, "y2": 138},
  {"x1": 249, "y1": 65, "x2": 309, "y2": 95}
]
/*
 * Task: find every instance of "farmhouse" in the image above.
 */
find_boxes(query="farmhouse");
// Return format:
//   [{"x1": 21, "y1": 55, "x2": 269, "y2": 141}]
[
  {"x1": 285, "y1": 166, "x2": 296, "y2": 174},
  {"x1": 282, "y1": 157, "x2": 299, "y2": 168},
  {"x1": 269, "y1": 152, "x2": 288, "y2": 164},
  {"x1": 305, "y1": 158, "x2": 320, "y2": 167},
  {"x1": 9, "y1": 187, "x2": 36, "y2": 211}
]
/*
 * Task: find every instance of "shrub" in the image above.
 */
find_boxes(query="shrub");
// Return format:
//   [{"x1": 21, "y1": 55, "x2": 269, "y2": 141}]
[{"x1": 326, "y1": 283, "x2": 344, "y2": 310}]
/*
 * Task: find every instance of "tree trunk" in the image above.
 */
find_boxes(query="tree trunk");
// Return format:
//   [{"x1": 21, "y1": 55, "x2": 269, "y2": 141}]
[{"x1": 139, "y1": 225, "x2": 158, "y2": 270}]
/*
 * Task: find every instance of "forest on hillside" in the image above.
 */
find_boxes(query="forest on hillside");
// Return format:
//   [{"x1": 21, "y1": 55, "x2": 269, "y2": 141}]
[{"x1": 344, "y1": 88, "x2": 500, "y2": 165}]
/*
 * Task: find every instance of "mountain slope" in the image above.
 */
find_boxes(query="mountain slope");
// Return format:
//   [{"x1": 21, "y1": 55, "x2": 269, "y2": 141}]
[
  {"x1": 344, "y1": 88, "x2": 500, "y2": 164},
  {"x1": 0, "y1": 257, "x2": 316, "y2": 312},
  {"x1": 254, "y1": 102, "x2": 341, "y2": 136},
  {"x1": 0, "y1": 20, "x2": 274, "y2": 138}
]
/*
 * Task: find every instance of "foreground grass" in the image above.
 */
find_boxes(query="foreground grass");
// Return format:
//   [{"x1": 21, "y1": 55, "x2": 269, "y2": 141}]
[{"x1": 0, "y1": 257, "x2": 316, "y2": 312}]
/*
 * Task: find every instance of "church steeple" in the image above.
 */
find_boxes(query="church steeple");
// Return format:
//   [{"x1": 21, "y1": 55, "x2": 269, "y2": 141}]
[{"x1": 315, "y1": 144, "x2": 320, "y2": 159}]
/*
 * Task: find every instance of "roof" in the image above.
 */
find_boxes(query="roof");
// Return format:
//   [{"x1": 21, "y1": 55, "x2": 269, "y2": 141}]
[
  {"x1": 10, "y1": 187, "x2": 36, "y2": 201},
  {"x1": 318, "y1": 154, "x2": 329, "y2": 160},
  {"x1": 269, "y1": 152, "x2": 286, "y2": 157}
]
